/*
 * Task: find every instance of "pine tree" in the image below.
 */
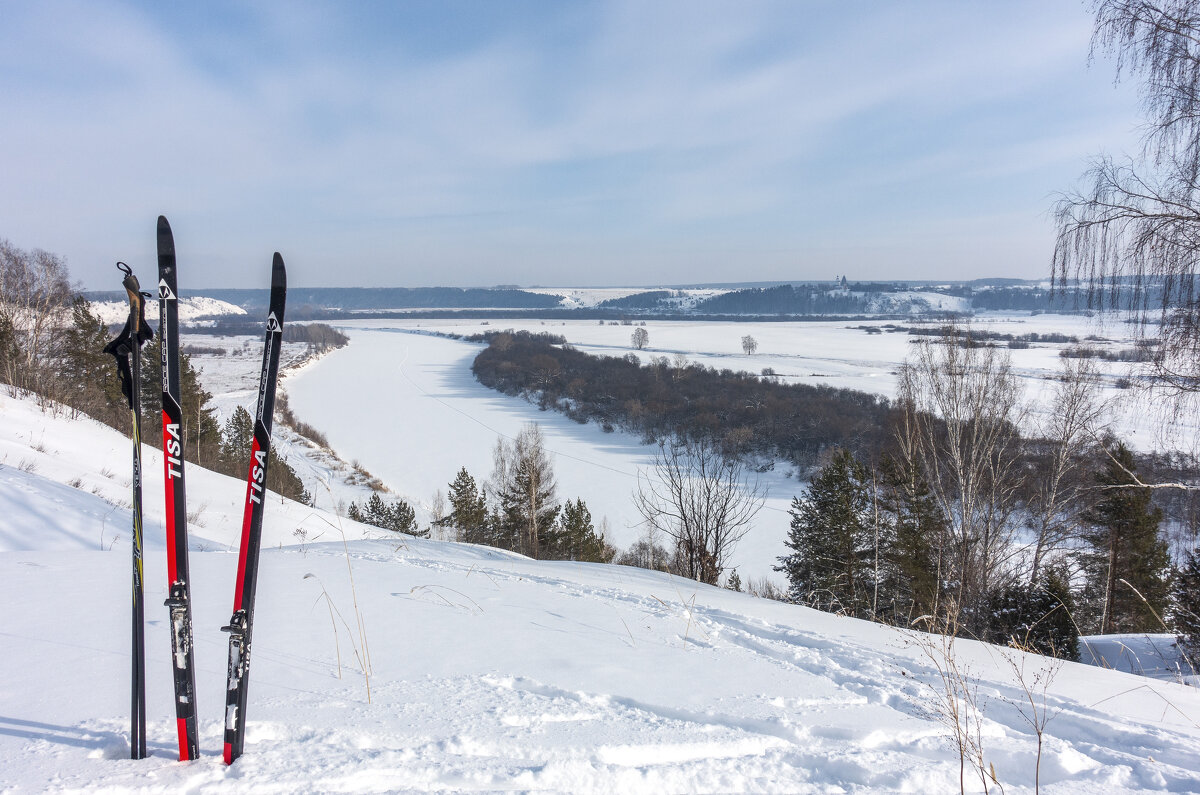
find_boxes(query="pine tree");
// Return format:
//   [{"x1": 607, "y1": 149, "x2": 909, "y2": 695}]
[
  {"x1": 139, "y1": 339, "x2": 222, "y2": 469},
  {"x1": 1081, "y1": 442, "x2": 1169, "y2": 634},
  {"x1": 987, "y1": 566, "x2": 1079, "y2": 660},
  {"x1": 220, "y1": 406, "x2": 255, "y2": 473},
  {"x1": 348, "y1": 493, "x2": 424, "y2": 536},
  {"x1": 727, "y1": 569, "x2": 743, "y2": 592},
  {"x1": 1173, "y1": 548, "x2": 1200, "y2": 664},
  {"x1": 877, "y1": 454, "x2": 946, "y2": 624},
  {"x1": 52, "y1": 298, "x2": 125, "y2": 426},
  {"x1": 547, "y1": 498, "x2": 614, "y2": 562},
  {"x1": 445, "y1": 467, "x2": 489, "y2": 544},
  {"x1": 776, "y1": 448, "x2": 875, "y2": 615},
  {"x1": 219, "y1": 405, "x2": 310, "y2": 505}
]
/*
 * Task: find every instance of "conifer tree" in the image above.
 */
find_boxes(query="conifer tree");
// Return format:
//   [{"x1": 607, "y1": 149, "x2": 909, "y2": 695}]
[
  {"x1": 348, "y1": 493, "x2": 423, "y2": 536},
  {"x1": 219, "y1": 405, "x2": 310, "y2": 505},
  {"x1": 878, "y1": 454, "x2": 946, "y2": 624},
  {"x1": 58, "y1": 297, "x2": 125, "y2": 427},
  {"x1": 776, "y1": 448, "x2": 875, "y2": 615},
  {"x1": 548, "y1": 498, "x2": 614, "y2": 562},
  {"x1": 1172, "y1": 548, "x2": 1200, "y2": 664},
  {"x1": 139, "y1": 339, "x2": 222, "y2": 468},
  {"x1": 446, "y1": 467, "x2": 489, "y2": 544},
  {"x1": 987, "y1": 566, "x2": 1079, "y2": 660},
  {"x1": 1081, "y1": 442, "x2": 1169, "y2": 634},
  {"x1": 220, "y1": 406, "x2": 254, "y2": 473}
]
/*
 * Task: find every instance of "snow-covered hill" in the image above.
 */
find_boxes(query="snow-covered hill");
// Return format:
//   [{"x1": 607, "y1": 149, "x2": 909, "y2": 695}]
[
  {"x1": 90, "y1": 296, "x2": 246, "y2": 325},
  {"x1": 2, "y1": 390, "x2": 1200, "y2": 792},
  {"x1": 523, "y1": 286, "x2": 731, "y2": 310},
  {"x1": 864, "y1": 290, "x2": 972, "y2": 314}
]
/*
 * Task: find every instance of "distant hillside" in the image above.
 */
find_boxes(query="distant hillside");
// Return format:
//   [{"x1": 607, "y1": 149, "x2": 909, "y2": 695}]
[
  {"x1": 82, "y1": 278, "x2": 1180, "y2": 318},
  {"x1": 84, "y1": 286, "x2": 562, "y2": 312}
]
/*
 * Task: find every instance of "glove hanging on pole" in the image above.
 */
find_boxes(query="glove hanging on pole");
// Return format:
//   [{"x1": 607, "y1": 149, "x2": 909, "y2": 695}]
[{"x1": 103, "y1": 262, "x2": 154, "y2": 407}]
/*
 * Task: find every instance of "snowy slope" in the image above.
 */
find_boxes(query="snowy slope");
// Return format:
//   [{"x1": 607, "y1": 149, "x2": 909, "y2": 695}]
[
  {"x1": 90, "y1": 297, "x2": 246, "y2": 325},
  {"x1": 522, "y1": 287, "x2": 730, "y2": 309},
  {"x1": 2, "y1": 391, "x2": 1200, "y2": 791},
  {"x1": 865, "y1": 290, "x2": 972, "y2": 314}
]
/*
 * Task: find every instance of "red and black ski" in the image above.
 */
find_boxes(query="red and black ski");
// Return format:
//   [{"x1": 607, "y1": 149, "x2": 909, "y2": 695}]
[
  {"x1": 222, "y1": 253, "x2": 287, "y2": 765},
  {"x1": 157, "y1": 216, "x2": 200, "y2": 760}
]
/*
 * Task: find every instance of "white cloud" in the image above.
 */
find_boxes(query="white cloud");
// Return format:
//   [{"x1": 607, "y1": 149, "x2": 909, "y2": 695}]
[{"x1": 0, "y1": 0, "x2": 1144, "y2": 288}]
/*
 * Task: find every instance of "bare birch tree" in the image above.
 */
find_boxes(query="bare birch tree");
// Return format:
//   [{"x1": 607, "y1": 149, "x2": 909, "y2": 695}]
[
  {"x1": 633, "y1": 436, "x2": 765, "y2": 585},
  {"x1": 491, "y1": 423, "x2": 559, "y2": 558},
  {"x1": 1053, "y1": 1, "x2": 1200, "y2": 420},
  {"x1": 0, "y1": 240, "x2": 73, "y2": 401},
  {"x1": 897, "y1": 328, "x2": 1027, "y2": 625},
  {"x1": 1028, "y1": 357, "x2": 1110, "y2": 585}
]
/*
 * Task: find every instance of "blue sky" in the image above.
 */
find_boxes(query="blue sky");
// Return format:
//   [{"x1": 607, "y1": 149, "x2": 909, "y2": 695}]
[{"x1": 2, "y1": 1, "x2": 1140, "y2": 289}]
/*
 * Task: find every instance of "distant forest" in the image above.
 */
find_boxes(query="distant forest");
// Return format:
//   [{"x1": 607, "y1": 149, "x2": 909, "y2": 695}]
[
  {"x1": 694, "y1": 284, "x2": 884, "y2": 314},
  {"x1": 470, "y1": 330, "x2": 891, "y2": 471}
]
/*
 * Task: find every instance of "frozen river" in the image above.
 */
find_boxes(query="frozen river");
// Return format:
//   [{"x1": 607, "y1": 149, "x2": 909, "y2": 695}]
[{"x1": 285, "y1": 314, "x2": 1183, "y2": 584}]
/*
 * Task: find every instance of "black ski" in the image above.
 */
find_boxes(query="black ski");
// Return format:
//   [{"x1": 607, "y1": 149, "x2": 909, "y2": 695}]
[
  {"x1": 222, "y1": 253, "x2": 287, "y2": 765},
  {"x1": 103, "y1": 262, "x2": 154, "y2": 760},
  {"x1": 157, "y1": 216, "x2": 200, "y2": 761}
]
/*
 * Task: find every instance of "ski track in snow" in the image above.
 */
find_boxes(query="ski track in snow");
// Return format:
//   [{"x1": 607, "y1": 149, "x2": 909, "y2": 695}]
[{"x1": 6, "y1": 522, "x2": 1200, "y2": 792}]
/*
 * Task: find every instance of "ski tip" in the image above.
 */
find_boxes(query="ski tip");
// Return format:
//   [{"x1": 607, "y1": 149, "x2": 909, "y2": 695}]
[
  {"x1": 157, "y1": 216, "x2": 174, "y2": 256},
  {"x1": 271, "y1": 252, "x2": 286, "y2": 288}
]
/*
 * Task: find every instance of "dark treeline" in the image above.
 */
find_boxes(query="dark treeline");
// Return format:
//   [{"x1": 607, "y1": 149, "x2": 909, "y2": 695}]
[
  {"x1": 694, "y1": 284, "x2": 873, "y2": 315},
  {"x1": 187, "y1": 320, "x2": 349, "y2": 351},
  {"x1": 900, "y1": 325, "x2": 1080, "y2": 345},
  {"x1": 471, "y1": 330, "x2": 891, "y2": 471},
  {"x1": 598, "y1": 290, "x2": 675, "y2": 309}
]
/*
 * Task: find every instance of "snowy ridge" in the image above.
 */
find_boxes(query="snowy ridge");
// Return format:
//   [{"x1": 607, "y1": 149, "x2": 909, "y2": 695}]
[
  {"x1": 523, "y1": 286, "x2": 731, "y2": 309},
  {"x1": 90, "y1": 296, "x2": 246, "y2": 325},
  {"x1": 2, "y1": 390, "x2": 1200, "y2": 791}
]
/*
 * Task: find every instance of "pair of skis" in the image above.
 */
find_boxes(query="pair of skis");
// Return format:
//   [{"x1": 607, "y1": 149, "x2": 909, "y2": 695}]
[{"x1": 107, "y1": 216, "x2": 287, "y2": 764}]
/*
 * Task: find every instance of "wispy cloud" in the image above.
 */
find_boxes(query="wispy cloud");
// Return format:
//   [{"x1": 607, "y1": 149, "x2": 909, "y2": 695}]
[{"x1": 0, "y1": 0, "x2": 1142, "y2": 287}]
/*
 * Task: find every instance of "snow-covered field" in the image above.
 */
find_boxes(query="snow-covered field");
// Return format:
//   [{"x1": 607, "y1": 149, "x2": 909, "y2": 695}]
[
  {"x1": 282, "y1": 314, "x2": 1184, "y2": 585},
  {"x1": 3, "y1": 388, "x2": 1200, "y2": 792}
]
